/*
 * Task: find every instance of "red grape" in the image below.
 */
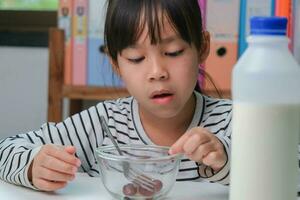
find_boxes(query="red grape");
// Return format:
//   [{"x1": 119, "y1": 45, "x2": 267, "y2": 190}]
[
  {"x1": 153, "y1": 179, "x2": 163, "y2": 192},
  {"x1": 123, "y1": 183, "x2": 137, "y2": 196}
]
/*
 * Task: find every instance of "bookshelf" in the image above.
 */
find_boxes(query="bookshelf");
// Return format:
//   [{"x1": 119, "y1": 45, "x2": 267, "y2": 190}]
[
  {"x1": 47, "y1": 28, "x2": 231, "y2": 123},
  {"x1": 47, "y1": 28, "x2": 129, "y2": 122}
]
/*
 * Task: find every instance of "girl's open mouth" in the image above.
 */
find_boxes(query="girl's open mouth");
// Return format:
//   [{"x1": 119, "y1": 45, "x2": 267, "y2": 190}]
[
  {"x1": 152, "y1": 93, "x2": 172, "y2": 99},
  {"x1": 151, "y1": 92, "x2": 174, "y2": 104}
]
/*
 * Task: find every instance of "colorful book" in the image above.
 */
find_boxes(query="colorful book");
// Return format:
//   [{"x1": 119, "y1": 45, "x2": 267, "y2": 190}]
[
  {"x1": 275, "y1": 0, "x2": 293, "y2": 50},
  {"x1": 238, "y1": 0, "x2": 275, "y2": 57},
  {"x1": 72, "y1": 0, "x2": 88, "y2": 85},
  {"x1": 204, "y1": 0, "x2": 240, "y2": 93},
  {"x1": 58, "y1": 0, "x2": 73, "y2": 85},
  {"x1": 198, "y1": 0, "x2": 206, "y2": 29},
  {"x1": 87, "y1": 0, "x2": 123, "y2": 87},
  {"x1": 293, "y1": 0, "x2": 300, "y2": 64}
]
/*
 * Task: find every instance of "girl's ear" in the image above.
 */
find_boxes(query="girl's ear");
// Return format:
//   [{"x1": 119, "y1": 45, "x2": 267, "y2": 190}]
[{"x1": 198, "y1": 31, "x2": 210, "y2": 64}]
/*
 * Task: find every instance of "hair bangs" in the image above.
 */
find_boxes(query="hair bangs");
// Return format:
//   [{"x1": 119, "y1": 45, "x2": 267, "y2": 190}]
[{"x1": 105, "y1": 0, "x2": 203, "y2": 62}]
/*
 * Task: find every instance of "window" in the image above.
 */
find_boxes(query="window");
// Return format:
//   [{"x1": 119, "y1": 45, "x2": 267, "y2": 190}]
[{"x1": 0, "y1": 0, "x2": 58, "y2": 47}]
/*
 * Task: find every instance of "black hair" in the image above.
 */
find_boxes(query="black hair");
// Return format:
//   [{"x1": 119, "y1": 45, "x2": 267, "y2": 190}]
[
  {"x1": 104, "y1": 0, "x2": 205, "y2": 93},
  {"x1": 104, "y1": 0, "x2": 204, "y2": 60}
]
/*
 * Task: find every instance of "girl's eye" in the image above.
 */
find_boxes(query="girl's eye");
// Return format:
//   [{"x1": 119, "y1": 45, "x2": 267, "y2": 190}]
[
  {"x1": 128, "y1": 57, "x2": 145, "y2": 63},
  {"x1": 165, "y1": 49, "x2": 184, "y2": 57}
]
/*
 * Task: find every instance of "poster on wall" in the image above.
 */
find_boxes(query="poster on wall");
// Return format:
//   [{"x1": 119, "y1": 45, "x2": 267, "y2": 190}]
[
  {"x1": 0, "y1": 0, "x2": 58, "y2": 10},
  {"x1": 0, "y1": 0, "x2": 58, "y2": 46}
]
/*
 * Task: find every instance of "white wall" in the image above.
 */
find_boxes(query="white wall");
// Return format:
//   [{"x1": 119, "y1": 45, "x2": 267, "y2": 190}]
[{"x1": 0, "y1": 47, "x2": 48, "y2": 139}]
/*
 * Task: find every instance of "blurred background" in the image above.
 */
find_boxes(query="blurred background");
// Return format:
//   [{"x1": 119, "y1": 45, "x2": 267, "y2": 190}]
[
  {"x1": 0, "y1": 0, "x2": 58, "y2": 139},
  {"x1": 0, "y1": 0, "x2": 299, "y2": 140}
]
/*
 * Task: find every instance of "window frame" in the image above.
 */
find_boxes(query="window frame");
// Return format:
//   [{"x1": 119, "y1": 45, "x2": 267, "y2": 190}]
[{"x1": 0, "y1": 10, "x2": 57, "y2": 47}]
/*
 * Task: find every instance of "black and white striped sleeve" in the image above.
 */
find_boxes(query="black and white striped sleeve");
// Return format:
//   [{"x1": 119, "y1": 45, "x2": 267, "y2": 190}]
[
  {"x1": 206, "y1": 109, "x2": 232, "y2": 185},
  {"x1": 0, "y1": 105, "x2": 106, "y2": 189},
  {"x1": 0, "y1": 135, "x2": 42, "y2": 189},
  {"x1": 198, "y1": 104, "x2": 232, "y2": 185}
]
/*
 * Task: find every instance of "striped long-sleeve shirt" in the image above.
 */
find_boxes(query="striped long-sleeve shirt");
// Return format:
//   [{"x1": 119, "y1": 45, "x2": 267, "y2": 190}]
[{"x1": 0, "y1": 91, "x2": 232, "y2": 189}]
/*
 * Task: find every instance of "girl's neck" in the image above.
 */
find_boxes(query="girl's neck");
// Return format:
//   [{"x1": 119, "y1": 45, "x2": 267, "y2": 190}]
[{"x1": 138, "y1": 94, "x2": 196, "y2": 146}]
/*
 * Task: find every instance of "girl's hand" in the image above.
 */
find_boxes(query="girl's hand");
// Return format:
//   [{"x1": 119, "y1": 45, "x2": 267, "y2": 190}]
[
  {"x1": 169, "y1": 127, "x2": 227, "y2": 172},
  {"x1": 28, "y1": 144, "x2": 81, "y2": 191}
]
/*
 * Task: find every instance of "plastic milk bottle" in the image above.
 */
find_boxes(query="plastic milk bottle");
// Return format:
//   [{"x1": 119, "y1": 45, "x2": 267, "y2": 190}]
[{"x1": 230, "y1": 16, "x2": 300, "y2": 200}]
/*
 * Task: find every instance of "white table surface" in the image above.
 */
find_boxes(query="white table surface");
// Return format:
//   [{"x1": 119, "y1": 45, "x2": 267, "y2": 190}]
[{"x1": 0, "y1": 173, "x2": 229, "y2": 200}]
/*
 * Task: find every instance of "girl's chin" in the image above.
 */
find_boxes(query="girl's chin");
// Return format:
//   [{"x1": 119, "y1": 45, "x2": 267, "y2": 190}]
[{"x1": 148, "y1": 107, "x2": 182, "y2": 119}]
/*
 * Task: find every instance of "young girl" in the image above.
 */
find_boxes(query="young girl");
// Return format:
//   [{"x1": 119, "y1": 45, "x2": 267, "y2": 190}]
[{"x1": 0, "y1": 0, "x2": 232, "y2": 191}]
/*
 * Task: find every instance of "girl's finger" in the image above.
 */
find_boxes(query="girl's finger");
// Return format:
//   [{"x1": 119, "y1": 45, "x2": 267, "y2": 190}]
[
  {"x1": 183, "y1": 133, "x2": 210, "y2": 155},
  {"x1": 64, "y1": 146, "x2": 76, "y2": 155},
  {"x1": 185, "y1": 141, "x2": 215, "y2": 162},
  {"x1": 202, "y1": 151, "x2": 226, "y2": 171},
  {"x1": 44, "y1": 145, "x2": 81, "y2": 167},
  {"x1": 196, "y1": 141, "x2": 216, "y2": 160},
  {"x1": 36, "y1": 166, "x2": 75, "y2": 182},
  {"x1": 169, "y1": 132, "x2": 192, "y2": 154},
  {"x1": 41, "y1": 155, "x2": 78, "y2": 175},
  {"x1": 170, "y1": 127, "x2": 212, "y2": 154},
  {"x1": 33, "y1": 178, "x2": 67, "y2": 191}
]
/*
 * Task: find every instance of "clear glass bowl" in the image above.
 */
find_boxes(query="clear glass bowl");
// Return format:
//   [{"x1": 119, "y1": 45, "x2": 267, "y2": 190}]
[{"x1": 96, "y1": 144, "x2": 182, "y2": 200}]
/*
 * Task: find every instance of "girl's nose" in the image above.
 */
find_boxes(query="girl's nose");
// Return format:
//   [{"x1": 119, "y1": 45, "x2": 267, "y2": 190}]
[{"x1": 148, "y1": 59, "x2": 169, "y2": 81}]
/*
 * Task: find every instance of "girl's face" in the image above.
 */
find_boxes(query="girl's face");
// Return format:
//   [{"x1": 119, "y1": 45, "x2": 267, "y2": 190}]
[{"x1": 115, "y1": 19, "x2": 202, "y2": 119}]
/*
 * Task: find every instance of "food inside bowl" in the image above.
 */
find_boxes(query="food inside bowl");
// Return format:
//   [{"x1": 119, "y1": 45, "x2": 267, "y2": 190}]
[
  {"x1": 122, "y1": 179, "x2": 163, "y2": 196},
  {"x1": 96, "y1": 144, "x2": 182, "y2": 200}
]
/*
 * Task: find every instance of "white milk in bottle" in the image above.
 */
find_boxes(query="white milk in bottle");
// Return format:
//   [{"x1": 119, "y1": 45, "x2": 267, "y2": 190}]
[{"x1": 230, "y1": 17, "x2": 300, "y2": 200}]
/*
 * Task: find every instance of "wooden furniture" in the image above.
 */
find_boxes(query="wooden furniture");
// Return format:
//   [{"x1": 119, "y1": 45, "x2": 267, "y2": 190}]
[{"x1": 47, "y1": 28, "x2": 129, "y2": 122}]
